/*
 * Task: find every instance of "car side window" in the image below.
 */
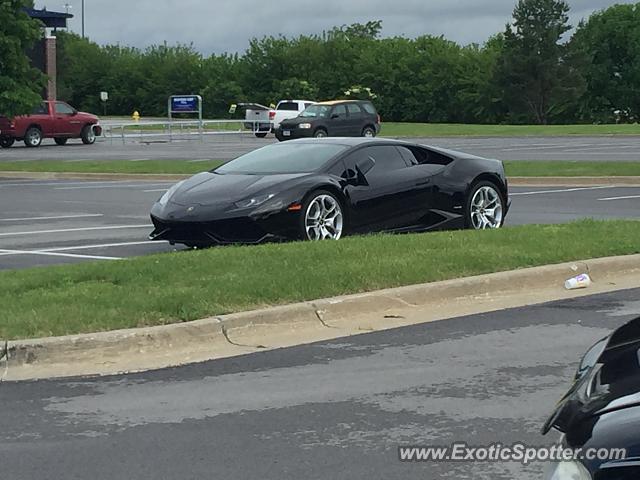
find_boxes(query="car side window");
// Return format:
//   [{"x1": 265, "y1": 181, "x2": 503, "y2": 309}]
[
  {"x1": 55, "y1": 102, "x2": 75, "y2": 115},
  {"x1": 31, "y1": 103, "x2": 48, "y2": 115},
  {"x1": 361, "y1": 102, "x2": 377, "y2": 115},
  {"x1": 398, "y1": 146, "x2": 453, "y2": 166},
  {"x1": 347, "y1": 104, "x2": 363, "y2": 117},
  {"x1": 332, "y1": 105, "x2": 347, "y2": 119},
  {"x1": 341, "y1": 146, "x2": 409, "y2": 182}
]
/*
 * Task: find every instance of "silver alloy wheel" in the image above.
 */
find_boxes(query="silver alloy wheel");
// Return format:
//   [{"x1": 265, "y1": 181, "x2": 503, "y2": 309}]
[
  {"x1": 314, "y1": 130, "x2": 327, "y2": 138},
  {"x1": 470, "y1": 185, "x2": 503, "y2": 229},
  {"x1": 26, "y1": 129, "x2": 41, "y2": 146},
  {"x1": 363, "y1": 127, "x2": 375, "y2": 137},
  {"x1": 86, "y1": 127, "x2": 96, "y2": 143},
  {"x1": 305, "y1": 194, "x2": 343, "y2": 240}
]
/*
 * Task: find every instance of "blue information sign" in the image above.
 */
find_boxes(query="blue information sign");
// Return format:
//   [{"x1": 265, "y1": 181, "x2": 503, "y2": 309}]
[{"x1": 171, "y1": 96, "x2": 199, "y2": 113}]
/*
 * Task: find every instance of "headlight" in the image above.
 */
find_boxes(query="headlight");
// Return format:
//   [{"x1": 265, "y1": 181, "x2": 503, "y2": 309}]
[
  {"x1": 544, "y1": 461, "x2": 592, "y2": 480},
  {"x1": 234, "y1": 193, "x2": 276, "y2": 209},
  {"x1": 158, "y1": 180, "x2": 185, "y2": 206},
  {"x1": 298, "y1": 123, "x2": 312, "y2": 129}
]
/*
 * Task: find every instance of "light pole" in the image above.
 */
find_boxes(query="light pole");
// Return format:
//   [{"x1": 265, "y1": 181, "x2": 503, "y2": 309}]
[
  {"x1": 82, "y1": 0, "x2": 85, "y2": 38},
  {"x1": 63, "y1": 2, "x2": 72, "y2": 14}
]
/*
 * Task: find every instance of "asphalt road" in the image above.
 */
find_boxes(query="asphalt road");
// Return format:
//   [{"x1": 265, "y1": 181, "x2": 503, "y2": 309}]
[
  {"x1": 1, "y1": 134, "x2": 639, "y2": 162},
  {"x1": 2, "y1": 288, "x2": 639, "y2": 479},
  {"x1": 0, "y1": 177, "x2": 638, "y2": 270}
]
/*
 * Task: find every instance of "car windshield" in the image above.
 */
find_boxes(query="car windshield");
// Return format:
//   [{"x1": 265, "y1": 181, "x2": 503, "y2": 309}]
[
  {"x1": 214, "y1": 143, "x2": 347, "y2": 175},
  {"x1": 299, "y1": 104, "x2": 331, "y2": 118}
]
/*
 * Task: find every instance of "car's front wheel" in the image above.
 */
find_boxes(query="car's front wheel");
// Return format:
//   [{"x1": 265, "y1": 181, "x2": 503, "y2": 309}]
[
  {"x1": 313, "y1": 129, "x2": 328, "y2": 138},
  {"x1": 81, "y1": 125, "x2": 96, "y2": 145},
  {"x1": 301, "y1": 190, "x2": 344, "y2": 241},
  {"x1": 24, "y1": 127, "x2": 42, "y2": 147},
  {"x1": 465, "y1": 181, "x2": 505, "y2": 230},
  {"x1": 0, "y1": 137, "x2": 15, "y2": 148}
]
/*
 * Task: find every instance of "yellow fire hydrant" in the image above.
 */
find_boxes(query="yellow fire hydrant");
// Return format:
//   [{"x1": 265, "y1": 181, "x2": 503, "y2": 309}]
[{"x1": 132, "y1": 111, "x2": 140, "y2": 122}]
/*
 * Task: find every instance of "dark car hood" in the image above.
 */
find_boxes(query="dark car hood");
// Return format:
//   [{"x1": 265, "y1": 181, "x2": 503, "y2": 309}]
[
  {"x1": 543, "y1": 316, "x2": 640, "y2": 435},
  {"x1": 169, "y1": 171, "x2": 308, "y2": 206},
  {"x1": 280, "y1": 116, "x2": 321, "y2": 127}
]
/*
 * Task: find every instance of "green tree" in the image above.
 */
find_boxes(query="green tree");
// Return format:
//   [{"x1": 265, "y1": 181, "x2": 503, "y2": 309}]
[
  {"x1": 571, "y1": 3, "x2": 640, "y2": 123},
  {"x1": 0, "y1": 0, "x2": 45, "y2": 117},
  {"x1": 496, "y1": 0, "x2": 585, "y2": 124}
]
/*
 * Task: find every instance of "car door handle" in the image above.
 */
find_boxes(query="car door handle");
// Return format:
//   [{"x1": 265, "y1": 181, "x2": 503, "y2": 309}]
[{"x1": 415, "y1": 179, "x2": 431, "y2": 186}]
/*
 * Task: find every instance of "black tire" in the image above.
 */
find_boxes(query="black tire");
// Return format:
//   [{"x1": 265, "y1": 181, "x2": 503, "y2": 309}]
[
  {"x1": 464, "y1": 180, "x2": 506, "y2": 230},
  {"x1": 81, "y1": 125, "x2": 96, "y2": 145},
  {"x1": 24, "y1": 127, "x2": 42, "y2": 148},
  {"x1": 54, "y1": 137, "x2": 68, "y2": 146},
  {"x1": 362, "y1": 126, "x2": 376, "y2": 138},
  {"x1": 298, "y1": 189, "x2": 345, "y2": 241},
  {"x1": 254, "y1": 131, "x2": 269, "y2": 138},
  {"x1": 313, "y1": 128, "x2": 328, "y2": 138},
  {"x1": 0, "y1": 137, "x2": 15, "y2": 148}
]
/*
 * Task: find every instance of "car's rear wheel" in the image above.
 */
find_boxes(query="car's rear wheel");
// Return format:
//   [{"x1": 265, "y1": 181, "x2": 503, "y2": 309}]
[
  {"x1": 301, "y1": 190, "x2": 344, "y2": 241},
  {"x1": 255, "y1": 131, "x2": 268, "y2": 138},
  {"x1": 0, "y1": 137, "x2": 14, "y2": 148},
  {"x1": 362, "y1": 126, "x2": 376, "y2": 137},
  {"x1": 465, "y1": 181, "x2": 505, "y2": 230},
  {"x1": 313, "y1": 129, "x2": 328, "y2": 138},
  {"x1": 24, "y1": 127, "x2": 42, "y2": 147},
  {"x1": 81, "y1": 125, "x2": 96, "y2": 145},
  {"x1": 54, "y1": 137, "x2": 68, "y2": 146}
]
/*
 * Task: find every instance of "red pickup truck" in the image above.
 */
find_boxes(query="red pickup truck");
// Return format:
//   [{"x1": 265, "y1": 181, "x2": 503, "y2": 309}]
[{"x1": 0, "y1": 100, "x2": 102, "y2": 148}]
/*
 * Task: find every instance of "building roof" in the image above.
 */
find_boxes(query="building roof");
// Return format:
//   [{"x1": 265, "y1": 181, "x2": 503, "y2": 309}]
[{"x1": 23, "y1": 7, "x2": 73, "y2": 28}]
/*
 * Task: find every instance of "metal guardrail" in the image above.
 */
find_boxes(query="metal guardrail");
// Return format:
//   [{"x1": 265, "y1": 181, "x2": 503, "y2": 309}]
[{"x1": 99, "y1": 119, "x2": 269, "y2": 144}]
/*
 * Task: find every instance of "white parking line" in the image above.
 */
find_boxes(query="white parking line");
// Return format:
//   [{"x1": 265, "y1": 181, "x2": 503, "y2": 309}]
[
  {"x1": 598, "y1": 195, "x2": 640, "y2": 201},
  {"x1": 0, "y1": 180, "x2": 134, "y2": 187},
  {"x1": 0, "y1": 213, "x2": 103, "y2": 222},
  {"x1": 55, "y1": 183, "x2": 174, "y2": 190},
  {"x1": 40, "y1": 240, "x2": 164, "y2": 252},
  {"x1": 510, "y1": 186, "x2": 613, "y2": 196},
  {"x1": 0, "y1": 248, "x2": 121, "y2": 260},
  {"x1": 0, "y1": 224, "x2": 151, "y2": 237}
]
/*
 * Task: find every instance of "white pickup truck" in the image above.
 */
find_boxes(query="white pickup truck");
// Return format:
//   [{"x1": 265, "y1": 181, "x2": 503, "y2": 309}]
[{"x1": 240, "y1": 99, "x2": 315, "y2": 137}]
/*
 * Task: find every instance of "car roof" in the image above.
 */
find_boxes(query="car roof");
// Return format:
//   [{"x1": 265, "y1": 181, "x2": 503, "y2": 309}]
[
  {"x1": 286, "y1": 137, "x2": 402, "y2": 147},
  {"x1": 315, "y1": 100, "x2": 371, "y2": 106}
]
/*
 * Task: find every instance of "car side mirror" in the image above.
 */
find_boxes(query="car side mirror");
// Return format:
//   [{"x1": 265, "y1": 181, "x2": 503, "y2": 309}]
[
  {"x1": 331, "y1": 114, "x2": 339, "y2": 119},
  {"x1": 72, "y1": 109, "x2": 78, "y2": 116}
]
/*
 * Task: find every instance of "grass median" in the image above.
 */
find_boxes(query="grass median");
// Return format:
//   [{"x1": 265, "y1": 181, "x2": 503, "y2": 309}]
[
  {"x1": 1, "y1": 159, "x2": 639, "y2": 177},
  {"x1": 382, "y1": 123, "x2": 640, "y2": 137},
  {"x1": 2, "y1": 219, "x2": 639, "y2": 340}
]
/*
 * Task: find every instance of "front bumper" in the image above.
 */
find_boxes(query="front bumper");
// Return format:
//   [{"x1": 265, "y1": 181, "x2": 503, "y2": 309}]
[
  {"x1": 275, "y1": 126, "x2": 314, "y2": 140},
  {"x1": 149, "y1": 203, "x2": 300, "y2": 246},
  {"x1": 150, "y1": 215, "x2": 278, "y2": 245}
]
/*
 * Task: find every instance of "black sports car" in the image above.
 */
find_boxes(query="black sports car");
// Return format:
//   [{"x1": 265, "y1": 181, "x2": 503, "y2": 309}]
[
  {"x1": 149, "y1": 138, "x2": 510, "y2": 247},
  {"x1": 542, "y1": 316, "x2": 640, "y2": 480}
]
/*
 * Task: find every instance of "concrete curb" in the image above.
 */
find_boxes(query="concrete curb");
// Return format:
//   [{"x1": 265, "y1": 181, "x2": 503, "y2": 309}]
[
  {"x1": 2, "y1": 171, "x2": 640, "y2": 186},
  {"x1": 4, "y1": 254, "x2": 640, "y2": 378}
]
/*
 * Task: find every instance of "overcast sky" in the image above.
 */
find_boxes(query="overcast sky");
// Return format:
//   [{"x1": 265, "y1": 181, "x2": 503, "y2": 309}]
[{"x1": 37, "y1": 0, "x2": 633, "y2": 54}]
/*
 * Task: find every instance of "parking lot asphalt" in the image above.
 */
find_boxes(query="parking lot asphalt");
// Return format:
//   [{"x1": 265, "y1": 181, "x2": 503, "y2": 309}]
[
  {"x1": 0, "y1": 134, "x2": 639, "y2": 162},
  {"x1": 0, "y1": 177, "x2": 638, "y2": 270},
  {"x1": 2, "y1": 287, "x2": 639, "y2": 479}
]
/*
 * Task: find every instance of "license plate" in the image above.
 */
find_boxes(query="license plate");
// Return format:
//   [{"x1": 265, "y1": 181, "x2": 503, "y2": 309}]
[{"x1": 283, "y1": 130, "x2": 291, "y2": 136}]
